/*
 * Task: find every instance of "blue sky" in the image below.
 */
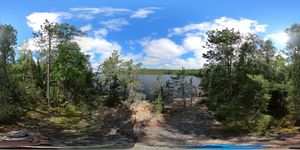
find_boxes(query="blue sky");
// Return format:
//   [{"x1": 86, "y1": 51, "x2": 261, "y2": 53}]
[{"x1": 0, "y1": 0, "x2": 299, "y2": 69}]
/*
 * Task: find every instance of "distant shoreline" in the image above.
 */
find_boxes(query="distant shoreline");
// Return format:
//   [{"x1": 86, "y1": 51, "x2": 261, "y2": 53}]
[{"x1": 136, "y1": 68, "x2": 203, "y2": 77}]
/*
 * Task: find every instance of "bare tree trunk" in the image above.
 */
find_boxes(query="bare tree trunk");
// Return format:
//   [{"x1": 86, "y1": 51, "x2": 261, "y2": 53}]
[
  {"x1": 190, "y1": 78, "x2": 193, "y2": 106},
  {"x1": 182, "y1": 83, "x2": 186, "y2": 107},
  {"x1": 57, "y1": 79, "x2": 60, "y2": 103},
  {"x1": 46, "y1": 35, "x2": 52, "y2": 106},
  {"x1": 1, "y1": 48, "x2": 8, "y2": 112}
]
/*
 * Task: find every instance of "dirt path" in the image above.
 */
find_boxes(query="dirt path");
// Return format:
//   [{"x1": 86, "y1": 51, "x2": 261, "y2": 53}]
[
  {"x1": 132, "y1": 99, "x2": 300, "y2": 149},
  {"x1": 1, "y1": 99, "x2": 300, "y2": 149}
]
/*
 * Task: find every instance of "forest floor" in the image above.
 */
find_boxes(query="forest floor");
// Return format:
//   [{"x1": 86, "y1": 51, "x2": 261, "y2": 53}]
[{"x1": 0, "y1": 99, "x2": 300, "y2": 149}]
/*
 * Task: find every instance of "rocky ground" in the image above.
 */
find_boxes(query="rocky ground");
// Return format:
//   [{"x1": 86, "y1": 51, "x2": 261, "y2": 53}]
[{"x1": 0, "y1": 99, "x2": 300, "y2": 149}]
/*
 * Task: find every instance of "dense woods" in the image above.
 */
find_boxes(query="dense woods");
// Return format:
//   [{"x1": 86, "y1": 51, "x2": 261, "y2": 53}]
[
  {"x1": 1, "y1": 20, "x2": 300, "y2": 135},
  {"x1": 202, "y1": 27, "x2": 300, "y2": 133},
  {"x1": 138, "y1": 68, "x2": 202, "y2": 77}
]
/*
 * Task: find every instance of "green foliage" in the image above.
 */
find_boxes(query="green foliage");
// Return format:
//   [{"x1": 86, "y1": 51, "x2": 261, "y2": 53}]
[
  {"x1": 0, "y1": 23, "x2": 23, "y2": 116},
  {"x1": 248, "y1": 115, "x2": 274, "y2": 136},
  {"x1": 99, "y1": 50, "x2": 123, "y2": 106},
  {"x1": 152, "y1": 94, "x2": 163, "y2": 114},
  {"x1": 286, "y1": 24, "x2": 300, "y2": 120},
  {"x1": 2, "y1": 19, "x2": 300, "y2": 136},
  {"x1": 12, "y1": 47, "x2": 44, "y2": 107},
  {"x1": 121, "y1": 59, "x2": 143, "y2": 103},
  {"x1": 98, "y1": 50, "x2": 143, "y2": 107},
  {"x1": 150, "y1": 75, "x2": 164, "y2": 98},
  {"x1": 171, "y1": 68, "x2": 190, "y2": 107},
  {"x1": 138, "y1": 68, "x2": 202, "y2": 77},
  {"x1": 52, "y1": 42, "x2": 93, "y2": 105},
  {"x1": 34, "y1": 20, "x2": 84, "y2": 106},
  {"x1": 65, "y1": 103, "x2": 77, "y2": 115},
  {"x1": 202, "y1": 28, "x2": 291, "y2": 132},
  {"x1": 0, "y1": 104, "x2": 25, "y2": 124}
]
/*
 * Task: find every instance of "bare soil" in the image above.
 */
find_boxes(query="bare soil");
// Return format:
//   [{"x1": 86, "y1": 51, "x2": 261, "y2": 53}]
[{"x1": 0, "y1": 99, "x2": 300, "y2": 149}]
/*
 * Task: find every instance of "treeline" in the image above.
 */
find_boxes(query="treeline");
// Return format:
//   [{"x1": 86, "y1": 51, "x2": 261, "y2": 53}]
[
  {"x1": 2, "y1": 19, "x2": 300, "y2": 135},
  {"x1": 0, "y1": 19, "x2": 198, "y2": 124},
  {"x1": 0, "y1": 20, "x2": 143, "y2": 122},
  {"x1": 138, "y1": 68, "x2": 202, "y2": 77},
  {"x1": 0, "y1": 21, "x2": 95, "y2": 122},
  {"x1": 202, "y1": 26, "x2": 300, "y2": 133}
]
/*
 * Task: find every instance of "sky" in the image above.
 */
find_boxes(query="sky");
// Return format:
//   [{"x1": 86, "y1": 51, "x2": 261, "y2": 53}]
[{"x1": 0, "y1": 0, "x2": 299, "y2": 69}]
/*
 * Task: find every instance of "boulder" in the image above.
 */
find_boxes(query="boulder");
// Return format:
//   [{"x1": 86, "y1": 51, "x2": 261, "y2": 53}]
[{"x1": 6, "y1": 130, "x2": 30, "y2": 138}]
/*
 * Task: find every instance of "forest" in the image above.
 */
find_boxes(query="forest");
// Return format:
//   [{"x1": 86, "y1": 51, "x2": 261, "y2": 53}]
[
  {"x1": 137, "y1": 68, "x2": 202, "y2": 76},
  {"x1": 1, "y1": 20, "x2": 300, "y2": 147}
]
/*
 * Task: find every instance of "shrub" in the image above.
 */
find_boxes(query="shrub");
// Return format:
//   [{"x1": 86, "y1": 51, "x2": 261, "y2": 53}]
[
  {"x1": 65, "y1": 103, "x2": 77, "y2": 115},
  {"x1": 0, "y1": 106, "x2": 24, "y2": 124},
  {"x1": 152, "y1": 94, "x2": 163, "y2": 114}
]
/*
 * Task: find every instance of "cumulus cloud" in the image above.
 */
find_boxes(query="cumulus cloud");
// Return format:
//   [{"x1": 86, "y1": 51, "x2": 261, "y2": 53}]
[
  {"x1": 26, "y1": 12, "x2": 72, "y2": 32},
  {"x1": 183, "y1": 36, "x2": 203, "y2": 51},
  {"x1": 169, "y1": 17, "x2": 267, "y2": 37},
  {"x1": 121, "y1": 53, "x2": 144, "y2": 62},
  {"x1": 141, "y1": 38, "x2": 185, "y2": 65},
  {"x1": 265, "y1": 32, "x2": 288, "y2": 47},
  {"x1": 19, "y1": 39, "x2": 40, "y2": 52},
  {"x1": 80, "y1": 24, "x2": 93, "y2": 32},
  {"x1": 100, "y1": 18, "x2": 129, "y2": 31},
  {"x1": 142, "y1": 17, "x2": 267, "y2": 69},
  {"x1": 74, "y1": 36, "x2": 122, "y2": 64},
  {"x1": 131, "y1": 7, "x2": 160, "y2": 19}
]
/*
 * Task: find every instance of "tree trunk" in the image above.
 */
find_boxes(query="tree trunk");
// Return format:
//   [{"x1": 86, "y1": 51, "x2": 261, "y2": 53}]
[
  {"x1": 1, "y1": 47, "x2": 8, "y2": 112},
  {"x1": 46, "y1": 35, "x2": 52, "y2": 106},
  {"x1": 182, "y1": 83, "x2": 186, "y2": 107},
  {"x1": 190, "y1": 78, "x2": 193, "y2": 106}
]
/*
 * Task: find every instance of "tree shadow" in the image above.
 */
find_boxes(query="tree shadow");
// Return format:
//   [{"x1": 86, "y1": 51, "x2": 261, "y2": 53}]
[
  {"x1": 163, "y1": 101, "x2": 215, "y2": 136},
  {"x1": 162, "y1": 100, "x2": 243, "y2": 141},
  {"x1": 0, "y1": 106, "x2": 138, "y2": 149}
]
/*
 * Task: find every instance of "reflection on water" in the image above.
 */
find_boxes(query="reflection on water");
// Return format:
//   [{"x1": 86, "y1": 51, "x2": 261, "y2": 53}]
[{"x1": 137, "y1": 74, "x2": 201, "y2": 100}]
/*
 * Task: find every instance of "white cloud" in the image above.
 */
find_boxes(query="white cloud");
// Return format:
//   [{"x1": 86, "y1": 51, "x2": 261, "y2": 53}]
[
  {"x1": 100, "y1": 18, "x2": 129, "y2": 31},
  {"x1": 265, "y1": 32, "x2": 288, "y2": 47},
  {"x1": 121, "y1": 53, "x2": 144, "y2": 62},
  {"x1": 169, "y1": 17, "x2": 267, "y2": 37},
  {"x1": 93, "y1": 28, "x2": 108, "y2": 37},
  {"x1": 183, "y1": 36, "x2": 203, "y2": 51},
  {"x1": 131, "y1": 9, "x2": 153, "y2": 19},
  {"x1": 80, "y1": 24, "x2": 93, "y2": 32},
  {"x1": 71, "y1": 7, "x2": 131, "y2": 15},
  {"x1": 19, "y1": 39, "x2": 40, "y2": 52},
  {"x1": 77, "y1": 14, "x2": 94, "y2": 20},
  {"x1": 162, "y1": 58, "x2": 204, "y2": 69},
  {"x1": 141, "y1": 17, "x2": 267, "y2": 69},
  {"x1": 74, "y1": 36, "x2": 122, "y2": 64},
  {"x1": 26, "y1": 12, "x2": 72, "y2": 32},
  {"x1": 141, "y1": 38, "x2": 185, "y2": 65},
  {"x1": 131, "y1": 7, "x2": 160, "y2": 19},
  {"x1": 70, "y1": 7, "x2": 131, "y2": 19}
]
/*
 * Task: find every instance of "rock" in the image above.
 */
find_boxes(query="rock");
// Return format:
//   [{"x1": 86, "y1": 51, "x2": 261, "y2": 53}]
[
  {"x1": 6, "y1": 130, "x2": 29, "y2": 138},
  {"x1": 1, "y1": 130, "x2": 50, "y2": 146}
]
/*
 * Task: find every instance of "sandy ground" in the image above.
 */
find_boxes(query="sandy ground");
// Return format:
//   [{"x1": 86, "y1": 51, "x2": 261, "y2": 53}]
[{"x1": 1, "y1": 99, "x2": 300, "y2": 149}]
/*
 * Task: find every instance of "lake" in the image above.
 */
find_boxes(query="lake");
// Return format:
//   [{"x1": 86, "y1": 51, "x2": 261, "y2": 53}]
[{"x1": 137, "y1": 74, "x2": 201, "y2": 99}]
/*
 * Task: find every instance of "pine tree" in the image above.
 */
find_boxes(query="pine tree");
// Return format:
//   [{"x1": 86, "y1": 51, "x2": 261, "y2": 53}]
[{"x1": 0, "y1": 24, "x2": 17, "y2": 112}]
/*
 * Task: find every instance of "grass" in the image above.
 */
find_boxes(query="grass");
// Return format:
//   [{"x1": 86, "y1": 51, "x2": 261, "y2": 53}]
[{"x1": 19, "y1": 105, "x2": 103, "y2": 133}]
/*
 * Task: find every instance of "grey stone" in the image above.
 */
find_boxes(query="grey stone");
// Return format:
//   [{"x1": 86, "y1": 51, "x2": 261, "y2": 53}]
[{"x1": 6, "y1": 130, "x2": 29, "y2": 138}]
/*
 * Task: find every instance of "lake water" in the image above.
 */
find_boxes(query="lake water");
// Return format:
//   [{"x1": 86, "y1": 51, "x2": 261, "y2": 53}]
[{"x1": 137, "y1": 74, "x2": 201, "y2": 99}]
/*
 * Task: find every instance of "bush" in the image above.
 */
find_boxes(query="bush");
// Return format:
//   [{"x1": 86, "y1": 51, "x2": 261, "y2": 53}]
[
  {"x1": 257, "y1": 115, "x2": 273, "y2": 130},
  {"x1": 65, "y1": 103, "x2": 77, "y2": 115},
  {"x1": 152, "y1": 94, "x2": 163, "y2": 114},
  {"x1": 0, "y1": 111, "x2": 13, "y2": 124},
  {"x1": 0, "y1": 106, "x2": 24, "y2": 124}
]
